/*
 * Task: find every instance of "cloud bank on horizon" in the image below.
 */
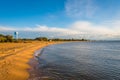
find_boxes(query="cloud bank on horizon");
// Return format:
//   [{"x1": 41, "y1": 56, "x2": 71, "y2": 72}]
[
  {"x1": 0, "y1": 0, "x2": 120, "y2": 40},
  {"x1": 1, "y1": 20, "x2": 120, "y2": 40}
]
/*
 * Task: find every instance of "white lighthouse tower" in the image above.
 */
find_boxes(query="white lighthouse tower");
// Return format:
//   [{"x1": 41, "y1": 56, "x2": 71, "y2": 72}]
[{"x1": 14, "y1": 32, "x2": 18, "y2": 40}]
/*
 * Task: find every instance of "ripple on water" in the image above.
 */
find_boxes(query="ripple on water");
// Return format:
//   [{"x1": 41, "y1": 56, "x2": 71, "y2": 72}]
[{"x1": 32, "y1": 41, "x2": 120, "y2": 80}]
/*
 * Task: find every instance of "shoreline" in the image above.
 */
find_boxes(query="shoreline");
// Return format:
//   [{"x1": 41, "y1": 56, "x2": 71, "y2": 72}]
[
  {"x1": 28, "y1": 42, "x2": 64, "y2": 80},
  {"x1": 0, "y1": 41, "x2": 62, "y2": 80}
]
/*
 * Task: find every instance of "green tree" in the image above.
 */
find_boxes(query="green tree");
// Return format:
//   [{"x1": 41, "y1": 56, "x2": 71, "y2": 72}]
[
  {"x1": 5, "y1": 35, "x2": 13, "y2": 42},
  {"x1": 0, "y1": 36, "x2": 6, "y2": 42},
  {"x1": 35, "y1": 37, "x2": 48, "y2": 41}
]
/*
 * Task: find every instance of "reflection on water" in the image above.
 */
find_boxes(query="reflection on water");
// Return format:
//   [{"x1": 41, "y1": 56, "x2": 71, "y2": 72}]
[{"x1": 34, "y1": 41, "x2": 120, "y2": 80}]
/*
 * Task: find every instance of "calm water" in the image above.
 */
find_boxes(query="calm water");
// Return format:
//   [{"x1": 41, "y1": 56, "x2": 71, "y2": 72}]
[{"x1": 34, "y1": 41, "x2": 120, "y2": 80}]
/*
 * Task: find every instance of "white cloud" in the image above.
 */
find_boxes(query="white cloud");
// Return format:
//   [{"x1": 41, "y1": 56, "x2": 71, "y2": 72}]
[
  {"x1": 23, "y1": 25, "x2": 77, "y2": 34},
  {"x1": 70, "y1": 21, "x2": 120, "y2": 39},
  {"x1": 0, "y1": 25, "x2": 81, "y2": 38},
  {"x1": 0, "y1": 26, "x2": 17, "y2": 31},
  {"x1": 65, "y1": 0, "x2": 97, "y2": 18},
  {"x1": 0, "y1": 20, "x2": 120, "y2": 40},
  {"x1": 70, "y1": 21, "x2": 115, "y2": 34}
]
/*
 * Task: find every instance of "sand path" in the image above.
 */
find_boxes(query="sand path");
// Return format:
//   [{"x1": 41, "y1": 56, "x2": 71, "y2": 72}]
[{"x1": 0, "y1": 41, "x2": 58, "y2": 80}]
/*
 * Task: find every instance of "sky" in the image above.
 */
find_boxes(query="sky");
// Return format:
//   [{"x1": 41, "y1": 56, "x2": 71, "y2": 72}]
[{"x1": 0, "y1": 0, "x2": 120, "y2": 40}]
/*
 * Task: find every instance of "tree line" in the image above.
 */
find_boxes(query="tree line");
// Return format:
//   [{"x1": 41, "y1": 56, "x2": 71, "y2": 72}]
[
  {"x1": 32, "y1": 37, "x2": 88, "y2": 41},
  {"x1": 0, "y1": 34, "x2": 88, "y2": 43},
  {"x1": 0, "y1": 34, "x2": 13, "y2": 42}
]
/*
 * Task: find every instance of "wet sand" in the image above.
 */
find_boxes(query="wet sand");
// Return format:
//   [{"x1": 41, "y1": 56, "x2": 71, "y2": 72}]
[{"x1": 0, "y1": 41, "x2": 60, "y2": 80}]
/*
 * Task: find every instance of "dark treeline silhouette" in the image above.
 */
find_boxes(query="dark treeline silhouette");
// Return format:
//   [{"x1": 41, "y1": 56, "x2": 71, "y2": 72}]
[
  {"x1": 0, "y1": 34, "x2": 88, "y2": 43},
  {"x1": 35, "y1": 37, "x2": 48, "y2": 41},
  {"x1": 35, "y1": 37, "x2": 88, "y2": 41},
  {"x1": 0, "y1": 34, "x2": 13, "y2": 42},
  {"x1": 0, "y1": 34, "x2": 34, "y2": 43},
  {"x1": 50, "y1": 38, "x2": 88, "y2": 41}
]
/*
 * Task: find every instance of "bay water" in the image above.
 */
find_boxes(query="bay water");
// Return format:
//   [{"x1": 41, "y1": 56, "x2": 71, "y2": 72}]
[{"x1": 34, "y1": 41, "x2": 120, "y2": 80}]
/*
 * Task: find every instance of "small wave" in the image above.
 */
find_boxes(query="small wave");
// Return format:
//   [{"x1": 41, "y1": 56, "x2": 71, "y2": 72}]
[{"x1": 34, "y1": 48, "x2": 45, "y2": 61}]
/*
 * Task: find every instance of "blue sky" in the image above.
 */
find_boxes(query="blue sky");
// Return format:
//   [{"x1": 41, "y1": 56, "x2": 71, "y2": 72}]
[{"x1": 0, "y1": 0, "x2": 120, "y2": 40}]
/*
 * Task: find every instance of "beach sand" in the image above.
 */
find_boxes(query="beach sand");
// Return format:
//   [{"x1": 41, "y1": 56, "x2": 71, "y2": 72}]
[{"x1": 0, "y1": 41, "x2": 60, "y2": 80}]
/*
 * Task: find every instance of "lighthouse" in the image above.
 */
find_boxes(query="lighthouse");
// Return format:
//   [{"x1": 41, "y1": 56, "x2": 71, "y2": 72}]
[{"x1": 14, "y1": 32, "x2": 18, "y2": 40}]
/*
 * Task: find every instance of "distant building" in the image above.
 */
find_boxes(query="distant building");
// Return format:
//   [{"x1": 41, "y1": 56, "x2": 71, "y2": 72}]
[{"x1": 14, "y1": 32, "x2": 18, "y2": 39}]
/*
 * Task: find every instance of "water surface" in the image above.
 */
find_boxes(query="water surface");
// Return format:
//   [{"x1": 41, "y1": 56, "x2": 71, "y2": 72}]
[{"x1": 34, "y1": 41, "x2": 120, "y2": 80}]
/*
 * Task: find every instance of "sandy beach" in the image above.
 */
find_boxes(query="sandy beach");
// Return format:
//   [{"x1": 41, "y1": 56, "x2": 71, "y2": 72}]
[{"x1": 0, "y1": 41, "x2": 60, "y2": 80}]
